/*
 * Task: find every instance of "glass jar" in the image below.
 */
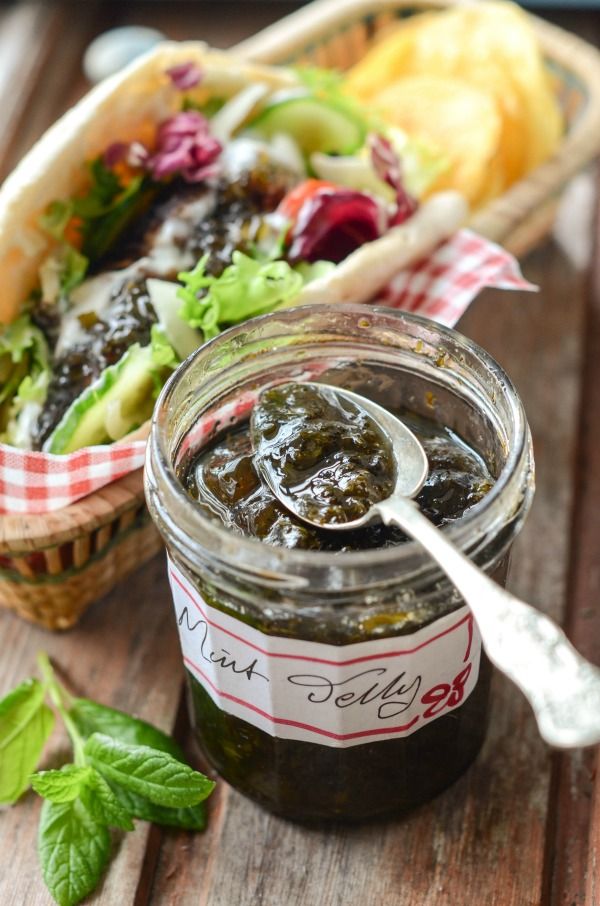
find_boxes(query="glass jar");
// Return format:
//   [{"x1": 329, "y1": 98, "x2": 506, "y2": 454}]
[{"x1": 145, "y1": 304, "x2": 534, "y2": 822}]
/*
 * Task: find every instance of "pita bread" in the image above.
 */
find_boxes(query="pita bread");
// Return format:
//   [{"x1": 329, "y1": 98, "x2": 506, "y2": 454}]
[{"x1": 0, "y1": 42, "x2": 297, "y2": 324}]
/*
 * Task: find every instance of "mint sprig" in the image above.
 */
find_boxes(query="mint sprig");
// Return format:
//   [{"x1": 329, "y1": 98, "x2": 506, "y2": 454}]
[{"x1": 0, "y1": 653, "x2": 215, "y2": 906}]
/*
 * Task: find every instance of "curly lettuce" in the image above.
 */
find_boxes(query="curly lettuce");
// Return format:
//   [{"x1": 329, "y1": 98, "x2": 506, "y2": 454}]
[
  {"x1": 177, "y1": 251, "x2": 304, "y2": 339},
  {"x1": 0, "y1": 315, "x2": 50, "y2": 447}
]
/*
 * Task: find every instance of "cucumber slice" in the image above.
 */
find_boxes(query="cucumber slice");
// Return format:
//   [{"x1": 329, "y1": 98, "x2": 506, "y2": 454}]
[
  {"x1": 249, "y1": 95, "x2": 366, "y2": 157},
  {"x1": 146, "y1": 279, "x2": 202, "y2": 360},
  {"x1": 44, "y1": 344, "x2": 157, "y2": 454}
]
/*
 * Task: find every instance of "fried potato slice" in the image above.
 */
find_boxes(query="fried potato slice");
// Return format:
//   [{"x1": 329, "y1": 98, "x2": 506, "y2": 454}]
[
  {"x1": 345, "y1": 2, "x2": 563, "y2": 198},
  {"x1": 374, "y1": 76, "x2": 503, "y2": 206}
]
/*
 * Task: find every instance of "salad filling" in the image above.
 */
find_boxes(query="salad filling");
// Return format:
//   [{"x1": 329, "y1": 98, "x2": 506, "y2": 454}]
[{"x1": 0, "y1": 59, "x2": 455, "y2": 454}]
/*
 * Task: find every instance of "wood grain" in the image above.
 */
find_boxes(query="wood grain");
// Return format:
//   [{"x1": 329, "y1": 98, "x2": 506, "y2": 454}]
[
  {"x1": 0, "y1": 556, "x2": 187, "y2": 906},
  {"x1": 0, "y1": 3, "x2": 599, "y2": 906},
  {"x1": 546, "y1": 168, "x2": 600, "y2": 906}
]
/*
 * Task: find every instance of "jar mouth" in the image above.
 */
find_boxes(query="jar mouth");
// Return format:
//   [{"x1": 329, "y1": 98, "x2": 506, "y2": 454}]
[{"x1": 146, "y1": 305, "x2": 534, "y2": 587}]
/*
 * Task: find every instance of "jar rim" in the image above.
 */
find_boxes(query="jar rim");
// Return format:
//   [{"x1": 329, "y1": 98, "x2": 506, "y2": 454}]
[{"x1": 145, "y1": 304, "x2": 534, "y2": 585}]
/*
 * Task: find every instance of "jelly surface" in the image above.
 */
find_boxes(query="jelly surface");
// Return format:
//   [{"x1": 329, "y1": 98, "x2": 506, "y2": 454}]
[
  {"x1": 251, "y1": 383, "x2": 396, "y2": 527},
  {"x1": 183, "y1": 388, "x2": 494, "y2": 551}
]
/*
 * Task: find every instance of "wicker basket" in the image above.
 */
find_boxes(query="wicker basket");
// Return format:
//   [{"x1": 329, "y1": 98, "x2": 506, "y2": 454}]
[
  {"x1": 3, "y1": 0, "x2": 600, "y2": 630},
  {"x1": 234, "y1": 0, "x2": 600, "y2": 258},
  {"x1": 0, "y1": 470, "x2": 162, "y2": 629}
]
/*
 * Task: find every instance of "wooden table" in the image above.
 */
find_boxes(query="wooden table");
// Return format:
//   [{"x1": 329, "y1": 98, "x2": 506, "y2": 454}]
[{"x1": 1, "y1": 2, "x2": 599, "y2": 904}]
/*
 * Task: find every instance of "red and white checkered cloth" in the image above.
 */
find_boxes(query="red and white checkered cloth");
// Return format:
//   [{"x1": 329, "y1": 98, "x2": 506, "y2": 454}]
[
  {"x1": 0, "y1": 229, "x2": 536, "y2": 515},
  {"x1": 381, "y1": 229, "x2": 537, "y2": 322}
]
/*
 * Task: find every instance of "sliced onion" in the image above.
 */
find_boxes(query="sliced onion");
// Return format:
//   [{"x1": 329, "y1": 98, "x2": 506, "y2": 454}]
[
  {"x1": 310, "y1": 151, "x2": 394, "y2": 202},
  {"x1": 210, "y1": 83, "x2": 270, "y2": 142},
  {"x1": 147, "y1": 278, "x2": 202, "y2": 358}
]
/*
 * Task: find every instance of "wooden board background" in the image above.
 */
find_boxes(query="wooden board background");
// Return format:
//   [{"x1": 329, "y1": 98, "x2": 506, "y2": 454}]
[{"x1": 0, "y1": 2, "x2": 599, "y2": 904}]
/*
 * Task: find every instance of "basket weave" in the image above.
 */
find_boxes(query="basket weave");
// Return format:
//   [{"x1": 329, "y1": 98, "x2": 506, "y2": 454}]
[
  {"x1": 0, "y1": 470, "x2": 162, "y2": 629},
  {"x1": 3, "y1": 0, "x2": 600, "y2": 629},
  {"x1": 234, "y1": 0, "x2": 600, "y2": 257}
]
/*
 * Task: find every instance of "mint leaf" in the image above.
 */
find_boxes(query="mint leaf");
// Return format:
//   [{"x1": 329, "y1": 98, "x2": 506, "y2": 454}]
[
  {"x1": 79, "y1": 769, "x2": 134, "y2": 831},
  {"x1": 109, "y1": 782, "x2": 207, "y2": 830},
  {"x1": 85, "y1": 733, "x2": 215, "y2": 808},
  {"x1": 39, "y1": 798, "x2": 110, "y2": 906},
  {"x1": 31, "y1": 766, "x2": 92, "y2": 804},
  {"x1": 0, "y1": 316, "x2": 49, "y2": 406},
  {"x1": 0, "y1": 679, "x2": 55, "y2": 803},
  {"x1": 0, "y1": 678, "x2": 45, "y2": 745},
  {"x1": 69, "y1": 698, "x2": 185, "y2": 761}
]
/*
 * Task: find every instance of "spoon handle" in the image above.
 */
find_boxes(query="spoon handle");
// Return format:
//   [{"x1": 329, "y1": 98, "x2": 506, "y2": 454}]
[{"x1": 375, "y1": 495, "x2": 600, "y2": 749}]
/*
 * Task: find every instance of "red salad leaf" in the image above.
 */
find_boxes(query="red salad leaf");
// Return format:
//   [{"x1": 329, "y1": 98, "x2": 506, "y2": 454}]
[
  {"x1": 166, "y1": 62, "x2": 203, "y2": 90},
  {"x1": 369, "y1": 134, "x2": 418, "y2": 226},
  {"x1": 283, "y1": 184, "x2": 384, "y2": 264},
  {"x1": 148, "y1": 111, "x2": 222, "y2": 183},
  {"x1": 103, "y1": 141, "x2": 150, "y2": 169}
]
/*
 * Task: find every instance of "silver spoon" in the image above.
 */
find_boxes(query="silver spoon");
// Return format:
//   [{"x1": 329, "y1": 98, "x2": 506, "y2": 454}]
[{"x1": 251, "y1": 382, "x2": 600, "y2": 749}]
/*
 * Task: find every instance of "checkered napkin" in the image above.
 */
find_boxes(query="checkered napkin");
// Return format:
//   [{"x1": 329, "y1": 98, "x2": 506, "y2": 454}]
[{"x1": 0, "y1": 229, "x2": 536, "y2": 515}]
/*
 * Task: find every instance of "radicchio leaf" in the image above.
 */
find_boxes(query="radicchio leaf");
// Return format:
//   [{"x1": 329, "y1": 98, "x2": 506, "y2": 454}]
[
  {"x1": 370, "y1": 134, "x2": 418, "y2": 226},
  {"x1": 148, "y1": 111, "x2": 222, "y2": 183},
  {"x1": 285, "y1": 188, "x2": 384, "y2": 264},
  {"x1": 102, "y1": 141, "x2": 149, "y2": 169},
  {"x1": 102, "y1": 112, "x2": 220, "y2": 184},
  {"x1": 166, "y1": 61, "x2": 203, "y2": 90}
]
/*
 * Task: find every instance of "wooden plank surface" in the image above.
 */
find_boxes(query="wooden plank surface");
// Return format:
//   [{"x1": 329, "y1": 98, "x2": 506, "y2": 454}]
[
  {"x1": 0, "y1": 3, "x2": 599, "y2": 905},
  {"x1": 547, "y1": 171, "x2": 600, "y2": 906}
]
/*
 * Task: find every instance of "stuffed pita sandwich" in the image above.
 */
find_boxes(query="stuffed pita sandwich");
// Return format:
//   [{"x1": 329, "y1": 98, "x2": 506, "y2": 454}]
[{"x1": 0, "y1": 42, "x2": 466, "y2": 454}]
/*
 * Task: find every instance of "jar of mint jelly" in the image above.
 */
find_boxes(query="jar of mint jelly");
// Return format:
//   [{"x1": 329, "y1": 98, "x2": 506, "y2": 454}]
[{"x1": 145, "y1": 304, "x2": 534, "y2": 822}]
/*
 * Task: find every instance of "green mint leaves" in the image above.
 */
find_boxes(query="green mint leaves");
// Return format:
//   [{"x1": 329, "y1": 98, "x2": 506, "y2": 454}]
[
  {"x1": 69, "y1": 697, "x2": 186, "y2": 760},
  {"x1": 0, "y1": 654, "x2": 215, "y2": 906},
  {"x1": 31, "y1": 765, "x2": 93, "y2": 803},
  {"x1": 0, "y1": 679, "x2": 54, "y2": 803},
  {"x1": 39, "y1": 798, "x2": 111, "y2": 906},
  {"x1": 85, "y1": 733, "x2": 214, "y2": 808}
]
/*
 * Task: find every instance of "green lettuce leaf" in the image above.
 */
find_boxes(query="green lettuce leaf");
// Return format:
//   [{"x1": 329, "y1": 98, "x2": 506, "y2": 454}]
[
  {"x1": 178, "y1": 251, "x2": 304, "y2": 339},
  {"x1": 150, "y1": 324, "x2": 180, "y2": 371},
  {"x1": 38, "y1": 157, "x2": 153, "y2": 291},
  {"x1": 44, "y1": 343, "x2": 157, "y2": 454},
  {"x1": 385, "y1": 126, "x2": 450, "y2": 198},
  {"x1": 0, "y1": 315, "x2": 51, "y2": 445},
  {"x1": 294, "y1": 260, "x2": 336, "y2": 283}
]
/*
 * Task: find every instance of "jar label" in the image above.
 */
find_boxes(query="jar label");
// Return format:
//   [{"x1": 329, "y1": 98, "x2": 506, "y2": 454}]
[{"x1": 168, "y1": 558, "x2": 482, "y2": 748}]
